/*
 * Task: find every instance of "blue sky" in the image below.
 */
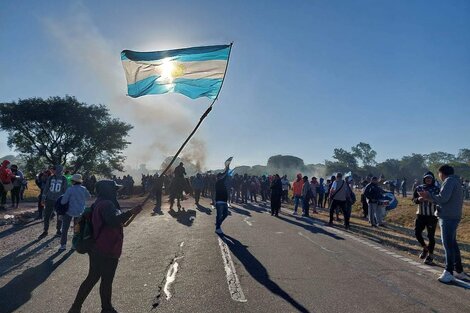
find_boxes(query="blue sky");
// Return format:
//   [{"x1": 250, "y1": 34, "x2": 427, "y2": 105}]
[{"x1": 1, "y1": 0, "x2": 469, "y2": 170}]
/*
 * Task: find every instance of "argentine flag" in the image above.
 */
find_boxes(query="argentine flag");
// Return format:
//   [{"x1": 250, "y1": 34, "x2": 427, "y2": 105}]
[{"x1": 121, "y1": 44, "x2": 231, "y2": 99}]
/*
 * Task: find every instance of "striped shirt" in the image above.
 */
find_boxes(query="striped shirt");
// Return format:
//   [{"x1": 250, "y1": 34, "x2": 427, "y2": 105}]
[{"x1": 413, "y1": 184, "x2": 440, "y2": 216}]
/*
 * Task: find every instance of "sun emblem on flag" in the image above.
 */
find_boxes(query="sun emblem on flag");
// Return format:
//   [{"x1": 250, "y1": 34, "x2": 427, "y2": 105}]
[{"x1": 171, "y1": 63, "x2": 185, "y2": 78}]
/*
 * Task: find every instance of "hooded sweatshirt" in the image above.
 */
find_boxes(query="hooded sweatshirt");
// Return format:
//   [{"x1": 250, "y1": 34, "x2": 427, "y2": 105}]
[
  {"x1": 0, "y1": 160, "x2": 14, "y2": 184},
  {"x1": 42, "y1": 165, "x2": 68, "y2": 202},
  {"x1": 430, "y1": 175, "x2": 464, "y2": 220},
  {"x1": 92, "y1": 180, "x2": 133, "y2": 259},
  {"x1": 412, "y1": 171, "x2": 439, "y2": 216}
]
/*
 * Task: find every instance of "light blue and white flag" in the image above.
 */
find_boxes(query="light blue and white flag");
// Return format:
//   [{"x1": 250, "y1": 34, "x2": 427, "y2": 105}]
[{"x1": 121, "y1": 44, "x2": 231, "y2": 99}]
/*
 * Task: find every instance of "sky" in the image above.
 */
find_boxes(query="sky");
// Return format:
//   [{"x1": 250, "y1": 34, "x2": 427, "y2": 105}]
[{"x1": 1, "y1": 0, "x2": 469, "y2": 170}]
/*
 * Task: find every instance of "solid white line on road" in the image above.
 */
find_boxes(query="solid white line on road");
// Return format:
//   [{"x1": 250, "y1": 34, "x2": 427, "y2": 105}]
[
  {"x1": 243, "y1": 217, "x2": 253, "y2": 226},
  {"x1": 298, "y1": 232, "x2": 337, "y2": 253},
  {"x1": 163, "y1": 241, "x2": 184, "y2": 300},
  {"x1": 217, "y1": 237, "x2": 247, "y2": 302},
  {"x1": 164, "y1": 262, "x2": 179, "y2": 300}
]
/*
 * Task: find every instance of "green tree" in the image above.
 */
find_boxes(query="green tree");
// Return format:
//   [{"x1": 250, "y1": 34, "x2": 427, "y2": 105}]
[
  {"x1": 332, "y1": 148, "x2": 358, "y2": 169},
  {"x1": 351, "y1": 142, "x2": 377, "y2": 166},
  {"x1": 425, "y1": 151, "x2": 456, "y2": 166},
  {"x1": 457, "y1": 149, "x2": 470, "y2": 164},
  {"x1": 0, "y1": 96, "x2": 132, "y2": 176}
]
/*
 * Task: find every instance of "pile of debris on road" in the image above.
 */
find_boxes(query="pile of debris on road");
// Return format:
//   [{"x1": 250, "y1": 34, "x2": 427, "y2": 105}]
[{"x1": 0, "y1": 211, "x2": 37, "y2": 226}]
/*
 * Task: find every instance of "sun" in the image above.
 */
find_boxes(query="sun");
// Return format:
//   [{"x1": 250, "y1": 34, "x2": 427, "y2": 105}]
[{"x1": 158, "y1": 58, "x2": 185, "y2": 83}]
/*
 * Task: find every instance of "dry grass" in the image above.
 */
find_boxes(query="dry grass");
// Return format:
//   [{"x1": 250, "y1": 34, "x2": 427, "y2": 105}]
[{"x1": 355, "y1": 194, "x2": 470, "y2": 243}]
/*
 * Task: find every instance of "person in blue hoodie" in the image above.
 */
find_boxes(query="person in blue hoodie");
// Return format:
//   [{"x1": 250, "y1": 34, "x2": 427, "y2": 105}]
[{"x1": 412, "y1": 172, "x2": 440, "y2": 265}]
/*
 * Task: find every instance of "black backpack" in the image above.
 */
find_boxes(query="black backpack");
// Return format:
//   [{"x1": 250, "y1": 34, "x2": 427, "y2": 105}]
[{"x1": 72, "y1": 206, "x2": 95, "y2": 254}]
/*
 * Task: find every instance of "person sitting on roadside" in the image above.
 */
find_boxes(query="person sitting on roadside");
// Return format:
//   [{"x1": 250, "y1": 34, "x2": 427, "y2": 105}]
[{"x1": 412, "y1": 172, "x2": 439, "y2": 265}]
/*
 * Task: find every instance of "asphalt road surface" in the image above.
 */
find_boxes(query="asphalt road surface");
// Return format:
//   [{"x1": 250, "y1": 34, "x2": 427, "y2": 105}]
[{"x1": 1, "y1": 196, "x2": 469, "y2": 313}]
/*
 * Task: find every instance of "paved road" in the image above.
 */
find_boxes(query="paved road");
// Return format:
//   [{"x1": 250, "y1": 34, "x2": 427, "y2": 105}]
[{"x1": 1, "y1": 197, "x2": 469, "y2": 313}]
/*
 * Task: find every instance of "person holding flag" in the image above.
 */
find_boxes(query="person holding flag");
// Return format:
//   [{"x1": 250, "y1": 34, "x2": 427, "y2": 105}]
[{"x1": 215, "y1": 157, "x2": 232, "y2": 235}]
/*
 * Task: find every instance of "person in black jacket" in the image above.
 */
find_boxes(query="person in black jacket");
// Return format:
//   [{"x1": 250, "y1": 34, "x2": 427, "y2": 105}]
[
  {"x1": 413, "y1": 172, "x2": 440, "y2": 265},
  {"x1": 364, "y1": 177, "x2": 385, "y2": 227},
  {"x1": 270, "y1": 174, "x2": 283, "y2": 217},
  {"x1": 215, "y1": 165, "x2": 230, "y2": 234}
]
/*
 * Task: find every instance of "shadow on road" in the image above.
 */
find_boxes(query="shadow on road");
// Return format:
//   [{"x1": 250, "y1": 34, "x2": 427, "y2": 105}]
[
  {"x1": 0, "y1": 220, "x2": 42, "y2": 240},
  {"x1": 277, "y1": 214, "x2": 344, "y2": 241},
  {"x1": 240, "y1": 203, "x2": 267, "y2": 214},
  {"x1": 229, "y1": 206, "x2": 251, "y2": 217},
  {"x1": 195, "y1": 204, "x2": 212, "y2": 215},
  {"x1": 0, "y1": 237, "x2": 56, "y2": 277},
  {"x1": 222, "y1": 234, "x2": 311, "y2": 313},
  {"x1": 168, "y1": 208, "x2": 196, "y2": 227},
  {"x1": 0, "y1": 249, "x2": 74, "y2": 313}
]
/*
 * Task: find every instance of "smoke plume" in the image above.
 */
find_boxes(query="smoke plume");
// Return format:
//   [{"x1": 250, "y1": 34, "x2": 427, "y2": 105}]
[{"x1": 41, "y1": 4, "x2": 207, "y2": 173}]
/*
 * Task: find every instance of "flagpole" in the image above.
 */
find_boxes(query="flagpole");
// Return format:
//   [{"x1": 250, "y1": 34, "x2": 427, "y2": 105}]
[
  {"x1": 160, "y1": 42, "x2": 233, "y2": 176},
  {"x1": 124, "y1": 43, "x2": 233, "y2": 227}
]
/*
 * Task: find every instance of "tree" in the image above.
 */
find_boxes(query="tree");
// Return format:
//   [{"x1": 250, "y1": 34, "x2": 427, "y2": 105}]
[
  {"x1": 425, "y1": 151, "x2": 456, "y2": 166},
  {"x1": 0, "y1": 96, "x2": 132, "y2": 176},
  {"x1": 458, "y1": 149, "x2": 470, "y2": 164},
  {"x1": 351, "y1": 142, "x2": 377, "y2": 166},
  {"x1": 332, "y1": 148, "x2": 358, "y2": 169}
]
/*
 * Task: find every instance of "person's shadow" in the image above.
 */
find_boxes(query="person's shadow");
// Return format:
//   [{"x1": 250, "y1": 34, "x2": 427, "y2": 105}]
[
  {"x1": 0, "y1": 220, "x2": 42, "y2": 240},
  {"x1": 0, "y1": 249, "x2": 74, "y2": 312},
  {"x1": 0, "y1": 237, "x2": 56, "y2": 277},
  {"x1": 221, "y1": 234, "x2": 311, "y2": 313},
  {"x1": 168, "y1": 207, "x2": 197, "y2": 227},
  {"x1": 195, "y1": 204, "x2": 212, "y2": 215}
]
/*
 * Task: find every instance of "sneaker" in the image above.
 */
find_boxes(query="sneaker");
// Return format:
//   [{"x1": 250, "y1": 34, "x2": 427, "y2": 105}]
[
  {"x1": 59, "y1": 244, "x2": 66, "y2": 251},
  {"x1": 438, "y1": 270, "x2": 455, "y2": 283},
  {"x1": 38, "y1": 231, "x2": 48, "y2": 239},
  {"x1": 424, "y1": 254, "x2": 433, "y2": 265},
  {"x1": 215, "y1": 228, "x2": 223, "y2": 235},
  {"x1": 419, "y1": 248, "x2": 429, "y2": 260},
  {"x1": 293, "y1": 212, "x2": 298, "y2": 215},
  {"x1": 454, "y1": 271, "x2": 470, "y2": 281}
]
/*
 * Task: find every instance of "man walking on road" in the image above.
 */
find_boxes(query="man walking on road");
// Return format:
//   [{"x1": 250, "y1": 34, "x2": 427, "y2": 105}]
[
  {"x1": 215, "y1": 165, "x2": 230, "y2": 234},
  {"x1": 364, "y1": 176, "x2": 385, "y2": 227},
  {"x1": 270, "y1": 174, "x2": 282, "y2": 217},
  {"x1": 418, "y1": 165, "x2": 470, "y2": 283},
  {"x1": 412, "y1": 172, "x2": 439, "y2": 265},
  {"x1": 292, "y1": 173, "x2": 303, "y2": 215},
  {"x1": 328, "y1": 173, "x2": 348, "y2": 226},
  {"x1": 39, "y1": 164, "x2": 68, "y2": 239}
]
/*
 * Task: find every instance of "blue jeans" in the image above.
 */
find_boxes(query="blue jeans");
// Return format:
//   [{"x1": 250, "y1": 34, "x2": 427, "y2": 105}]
[
  {"x1": 439, "y1": 218, "x2": 463, "y2": 274},
  {"x1": 216, "y1": 202, "x2": 228, "y2": 229},
  {"x1": 294, "y1": 196, "x2": 303, "y2": 213}
]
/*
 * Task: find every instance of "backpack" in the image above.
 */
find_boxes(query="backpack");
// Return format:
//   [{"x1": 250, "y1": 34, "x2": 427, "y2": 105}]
[
  {"x1": 72, "y1": 206, "x2": 95, "y2": 254},
  {"x1": 346, "y1": 186, "x2": 356, "y2": 206},
  {"x1": 55, "y1": 195, "x2": 69, "y2": 215}
]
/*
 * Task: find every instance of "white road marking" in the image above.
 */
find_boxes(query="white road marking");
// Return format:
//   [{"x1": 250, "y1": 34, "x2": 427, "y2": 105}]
[
  {"x1": 164, "y1": 262, "x2": 179, "y2": 300},
  {"x1": 243, "y1": 217, "x2": 253, "y2": 226},
  {"x1": 298, "y1": 232, "x2": 337, "y2": 253},
  {"x1": 297, "y1": 216, "x2": 443, "y2": 275},
  {"x1": 275, "y1": 231, "x2": 284, "y2": 234},
  {"x1": 163, "y1": 241, "x2": 184, "y2": 300},
  {"x1": 218, "y1": 237, "x2": 247, "y2": 302}
]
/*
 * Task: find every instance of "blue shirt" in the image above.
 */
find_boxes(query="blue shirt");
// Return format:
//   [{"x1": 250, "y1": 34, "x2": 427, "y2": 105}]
[{"x1": 61, "y1": 184, "x2": 91, "y2": 217}]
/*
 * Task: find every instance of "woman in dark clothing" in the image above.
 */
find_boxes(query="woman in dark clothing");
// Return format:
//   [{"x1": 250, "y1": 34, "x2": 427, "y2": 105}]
[
  {"x1": 68, "y1": 180, "x2": 143, "y2": 313},
  {"x1": 270, "y1": 174, "x2": 283, "y2": 217}
]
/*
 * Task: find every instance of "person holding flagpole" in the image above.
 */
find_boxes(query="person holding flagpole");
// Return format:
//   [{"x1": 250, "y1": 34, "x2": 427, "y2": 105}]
[{"x1": 215, "y1": 158, "x2": 232, "y2": 235}]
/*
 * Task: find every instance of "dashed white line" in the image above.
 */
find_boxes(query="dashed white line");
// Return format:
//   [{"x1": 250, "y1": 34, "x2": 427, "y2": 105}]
[
  {"x1": 218, "y1": 237, "x2": 247, "y2": 302},
  {"x1": 243, "y1": 217, "x2": 253, "y2": 226}
]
